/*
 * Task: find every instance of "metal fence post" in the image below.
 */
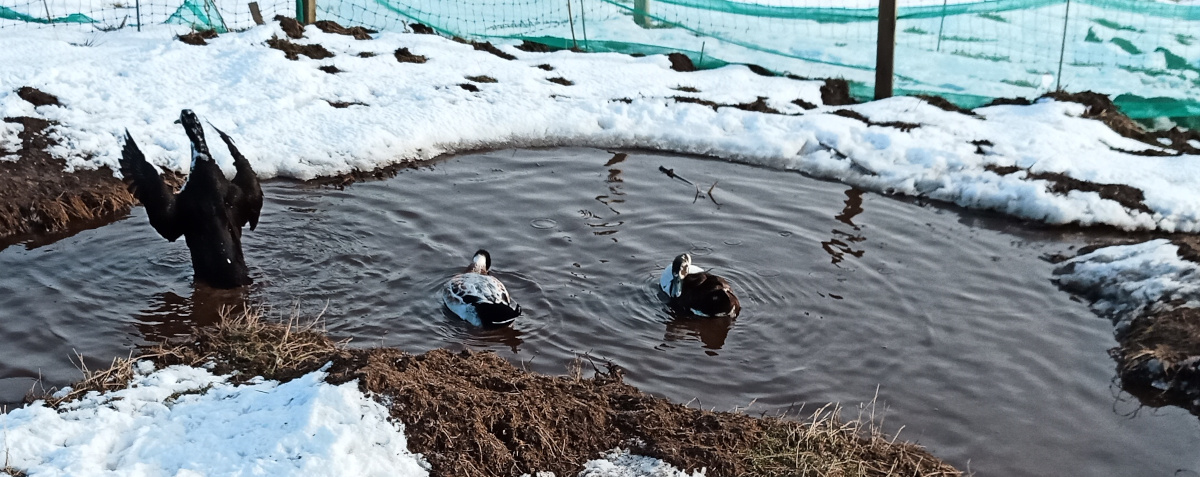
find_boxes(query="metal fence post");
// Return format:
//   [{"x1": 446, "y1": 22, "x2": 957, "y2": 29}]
[
  {"x1": 1055, "y1": 0, "x2": 1072, "y2": 91},
  {"x1": 875, "y1": 0, "x2": 897, "y2": 99},
  {"x1": 296, "y1": 0, "x2": 315, "y2": 24},
  {"x1": 135, "y1": 0, "x2": 141, "y2": 31}
]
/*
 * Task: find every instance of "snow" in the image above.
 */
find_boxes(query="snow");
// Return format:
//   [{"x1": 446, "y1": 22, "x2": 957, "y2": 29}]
[
  {"x1": 2, "y1": 23, "x2": 1200, "y2": 231},
  {"x1": 0, "y1": 363, "x2": 430, "y2": 477},
  {"x1": 1054, "y1": 239, "x2": 1200, "y2": 321},
  {"x1": 0, "y1": 361, "x2": 701, "y2": 477}
]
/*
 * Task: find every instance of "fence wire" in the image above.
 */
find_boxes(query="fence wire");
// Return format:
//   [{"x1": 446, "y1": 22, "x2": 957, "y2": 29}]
[{"x1": 3, "y1": 0, "x2": 1199, "y2": 120}]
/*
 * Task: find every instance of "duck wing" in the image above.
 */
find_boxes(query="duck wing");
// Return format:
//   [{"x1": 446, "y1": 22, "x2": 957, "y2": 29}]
[
  {"x1": 119, "y1": 130, "x2": 183, "y2": 241},
  {"x1": 211, "y1": 125, "x2": 262, "y2": 231}
]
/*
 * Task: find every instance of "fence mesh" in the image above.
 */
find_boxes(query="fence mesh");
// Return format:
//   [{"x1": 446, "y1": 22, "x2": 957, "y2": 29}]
[{"x1": 3, "y1": 0, "x2": 1199, "y2": 120}]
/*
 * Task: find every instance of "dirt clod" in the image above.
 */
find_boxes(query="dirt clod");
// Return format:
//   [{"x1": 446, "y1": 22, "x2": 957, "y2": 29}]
[
  {"x1": 791, "y1": 98, "x2": 817, "y2": 110},
  {"x1": 673, "y1": 86, "x2": 700, "y2": 93},
  {"x1": 466, "y1": 75, "x2": 497, "y2": 83},
  {"x1": 459, "y1": 83, "x2": 481, "y2": 92},
  {"x1": 313, "y1": 20, "x2": 376, "y2": 40},
  {"x1": 356, "y1": 51, "x2": 376, "y2": 58},
  {"x1": 318, "y1": 65, "x2": 341, "y2": 74},
  {"x1": 409, "y1": 22, "x2": 435, "y2": 34},
  {"x1": 16, "y1": 86, "x2": 59, "y2": 107},
  {"x1": 547, "y1": 77, "x2": 574, "y2": 86},
  {"x1": 667, "y1": 52, "x2": 696, "y2": 72},
  {"x1": 535, "y1": 64, "x2": 554, "y2": 71},
  {"x1": 832, "y1": 109, "x2": 919, "y2": 132},
  {"x1": 393, "y1": 47, "x2": 427, "y2": 64},
  {"x1": 746, "y1": 64, "x2": 775, "y2": 76},
  {"x1": 326, "y1": 100, "x2": 366, "y2": 108},
  {"x1": 176, "y1": 29, "x2": 218, "y2": 46},
  {"x1": 273, "y1": 15, "x2": 305, "y2": 39},
  {"x1": 913, "y1": 94, "x2": 977, "y2": 116},
  {"x1": 820, "y1": 79, "x2": 858, "y2": 106},
  {"x1": 266, "y1": 36, "x2": 334, "y2": 60},
  {"x1": 517, "y1": 40, "x2": 561, "y2": 53},
  {"x1": 472, "y1": 41, "x2": 517, "y2": 60}
]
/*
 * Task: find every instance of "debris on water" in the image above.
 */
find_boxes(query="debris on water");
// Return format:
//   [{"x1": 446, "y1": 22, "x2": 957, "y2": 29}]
[{"x1": 658, "y1": 166, "x2": 693, "y2": 185}]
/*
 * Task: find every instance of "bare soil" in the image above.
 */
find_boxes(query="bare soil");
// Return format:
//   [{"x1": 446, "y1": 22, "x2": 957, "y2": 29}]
[
  {"x1": 266, "y1": 36, "x2": 334, "y2": 60},
  {"x1": 313, "y1": 20, "x2": 376, "y2": 40},
  {"x1": 819, "y1": 79, "x2": 858, "y2": 106},
  {"x1": 0, "y1": 95, "x2": 137, "y2": 244},
  {"x1": 832, "y1": 109, "x2": 920, "y2": 132},
  {"x1": 547, "y1": 77, "x2": 574, "y2": 86},
  {"x1": 985, "y1": 164, "x2": 1151, "y2": 215},
  {"x1": 472, "y1": 41, "x2": 517, "y2": 61},
  {"x1": 36, "y1": 310, "x2": 960, "y2": 477},
  {"x1": 274, "y1": 15, "x2": 305, "y2": 39},
  {"x1": 394, "y1": 47, "x2": 428, "y2": 64},
  {"x1": 667, "y1": 52, "x2": 696, "y2": 72},
  {"x1": 176, "y1": 30, "x2": 217, "y2": 46}
]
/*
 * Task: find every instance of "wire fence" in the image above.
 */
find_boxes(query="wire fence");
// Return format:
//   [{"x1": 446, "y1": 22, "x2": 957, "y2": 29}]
[{"x1": 3, "y1": 0, "x2": 1200, "y2": 120}]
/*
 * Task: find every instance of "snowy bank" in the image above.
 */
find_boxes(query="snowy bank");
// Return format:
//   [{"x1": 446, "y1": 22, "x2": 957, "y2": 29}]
[
  {"x1": 5, "y1": 21, "x2": 1199, "y2": 232},
  {"x1": 1054, "y1": 239, "x2": 1200, "y2": 415},
  {"x1": 1, "y1": 310, "x2": 959, "y2": 477}
]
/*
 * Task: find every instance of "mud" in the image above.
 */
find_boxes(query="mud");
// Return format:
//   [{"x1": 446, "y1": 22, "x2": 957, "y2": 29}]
[
  {"x1": 1108, "y1": 307, "x2": 1200, "y2": 416},
  {"x1": 87, "y1": 312, "x2": 961, "y2": 477},
  {"x1": 15, "y1": 87, "x2": 59, "y2": 107},
  {"x1": 0, "y1": 113, "x2": 136, "y2": 245},
  {"x1": 819, "y1": 79, "x2": 858, "y2": 106},
  {"x1": 985, "y1": 165, "x2": 1151, "y2": 215},
  {"x1": 325, "y1": 100, "x2": 366, "y2": 108},
  {"x1": 273, "y1": 15, "x2": 305, "y2": 39},
  {"x1": 832, "y1": 109, "x2": 920, "y2": 132},
  {"x1": 176, "y1": 30, "x2": 217, "y2": 46},
  {"x1": 547, "y1": 77, "x2": 574, "y2": 86},
  {"x1": 313, "y1": 20, "x2": 376, "y2": 40},
  {"x1": 672, "y1": 86, "x2": 700, "y2": 93},
  {"x1": 409, "y1": 23, "x2": 436, "y2": 35},
  {"x1": 466, "y1": 75, "x2": 498, "y2": 83},
  {"x1": 472, "y1": 41, "x2": 517, "y2": 60},
  {"x1": 459, "y1": 83, "x2": 481, "y2": 92},
  {"x1": 394, "y1": 47, "x2": 427, "y2": 64},
  {"x1": 318, "y1": 65, "x2": 341, "y2": 74},
  {"x1": 266, "y1": 37, "x2": 334, "y2": 60},
  {"x1": 516, "y1": 40, "x2": 560, "y2": 53},
  {"x1": 746, "y1": 64, "x2": 774, "y2": 76},
  {"x1": 667, "y1": 52, "x2": 696, "y2": 72},
  {"x1": 791, "y1": 98, "x2": 817, "y2": 110},
  {"x1": 535, "y1": 64, "x2": 554, "y2": 71},
  {"x1": 913, "y1": 94, "x2": 978, "y2": 117}
]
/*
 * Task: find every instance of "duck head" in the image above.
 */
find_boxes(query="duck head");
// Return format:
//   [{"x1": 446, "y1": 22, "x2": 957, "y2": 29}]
[
  {"x1": 469, "y1": 249, "x2": 492, "y2": 274},
  {"x1": 668, "y1": 253, "x2": 691, "y2": 298},
  {"x1": 174, "y1": 109, "x2": 212, "y2": 168}
]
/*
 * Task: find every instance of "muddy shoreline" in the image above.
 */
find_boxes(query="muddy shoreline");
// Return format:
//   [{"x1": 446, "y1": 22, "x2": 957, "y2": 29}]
[{"x1": 18, "y1": 310, "x2": 961, "y2": 477}]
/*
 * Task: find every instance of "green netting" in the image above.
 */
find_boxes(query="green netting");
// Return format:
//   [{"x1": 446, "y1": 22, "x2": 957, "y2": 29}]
[
  {"x1": 166, "y1": 0, "x2": 229, "y2": 32},
  {"x1": 0, "y1": 6, "x2": 93, "y2": 23}
]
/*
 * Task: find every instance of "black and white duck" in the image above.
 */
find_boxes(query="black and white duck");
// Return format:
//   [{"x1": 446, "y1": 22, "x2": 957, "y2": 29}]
[
  {"x1": 659, "y1": 253, "x2": 741, "y2": 318},
  {"x1": 119, "y1": 109, "x2": 263, "y2": 289},
  {"x1": 442, "y1": 249, "x2": 522, "y2": 326}
]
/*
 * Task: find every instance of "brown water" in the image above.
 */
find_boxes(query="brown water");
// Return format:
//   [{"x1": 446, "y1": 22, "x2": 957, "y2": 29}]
[{"x1": 1, "y1": 147, "x2": 1198, "y2": 476}]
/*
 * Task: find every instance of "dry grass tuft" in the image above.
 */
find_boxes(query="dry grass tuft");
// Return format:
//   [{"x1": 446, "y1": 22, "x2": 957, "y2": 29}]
[
  {"x1": 750, "y1": 400, "x2": 961, "y2": 476},
  {"x1": 33, "y1": 352, "x2": 138, "y2": 407},
  {"x1": 1, "y1": 467, "x2": 27, "y2": 477}
]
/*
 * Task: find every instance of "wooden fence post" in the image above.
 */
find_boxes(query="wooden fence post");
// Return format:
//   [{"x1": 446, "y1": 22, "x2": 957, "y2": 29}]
[
  {"x1": 303, "y1": 0, "x2": 315, "y2": 24},
  {"x1": 634, "y1": 0, "x2": 651, "y2": 28},
  {"x1": 249, "y1": 2, "x2": 264, "y2": 25},
  {"x1": 874, "y1": 0, "x2": 897, "y2": 100}
]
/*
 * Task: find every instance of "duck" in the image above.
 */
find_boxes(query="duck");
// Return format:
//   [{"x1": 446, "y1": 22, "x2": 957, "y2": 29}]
[
  {"x1": 659, "y1": 253, "x2": 741, "y2": 318},
  {"x1": 442, "y1": 249, "x2": 522, "y2": 326},
  {"x1": 119, "y1": 109, "x2": 263, "y2": 289}
]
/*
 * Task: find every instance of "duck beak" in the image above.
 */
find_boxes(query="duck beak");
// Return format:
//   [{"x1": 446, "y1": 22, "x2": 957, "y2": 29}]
[
  {"x1": 669, "y1": 278, "x2": 683, "y2": 298},
  {"x1": 173, "y1": 119, "x2": 182, "y2": 124}
]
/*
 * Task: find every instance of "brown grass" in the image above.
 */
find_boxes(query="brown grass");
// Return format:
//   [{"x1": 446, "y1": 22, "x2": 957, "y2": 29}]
[
  {"x1": 23, "y1": 308, "x2": 960, "y2": 476},
  {"x1": 1109, "y1": 307, "x2": 1200, "y2": 415},
  {"x1": 1, "y1": 467, "x2": 27, "y2": 477}
]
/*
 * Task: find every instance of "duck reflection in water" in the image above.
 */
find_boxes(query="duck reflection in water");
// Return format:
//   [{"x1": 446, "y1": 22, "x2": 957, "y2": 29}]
[
  {"x1": 662, "y1": 312, "x2": 735, "y2": 356},
  {"x1": 439, "y1": 306, "x2": 524, "y2": 353},
  {"x1": 133, "y1": 284, "x2": 251, "y2": 344}
]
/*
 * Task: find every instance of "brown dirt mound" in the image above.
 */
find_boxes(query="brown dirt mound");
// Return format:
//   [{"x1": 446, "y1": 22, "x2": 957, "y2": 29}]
[
  {"x1": 1109, "y1": 307, "x2": 1200, "y2": 416},
  {"x1": 547, "y1": 77, "x2": 574, "y2": 86},
  {"x1": 318, "y1": 65, "x2": 341, "y2": 74},
  {"x1": 1041, "y1": 91, "x2": 1200, "y2": 155},
  {"x1": 36, "y1": 309, "x2": 960, "y2": 477},
  {"x1": 535, "y1": 63, "x2": 554, "y2": 71},
  {"x1": 981, "y1": 96, "x2": 1033, "y2": 107},
  {"x1": 410, "y1": 23, "x2": 436, "y2": 35},
  {"x1": 832, "y1": 109, "x2": 919, "y2": 132},
  {"x1": 266, "y1": 36, "x2": 334, "y2": 60},
  {"x1": 985, "y1": 165, "x2": 1151, "y2": 215},
  {"x1": 394, "y1": 47, "x2": 427, "y2": 63},
  {"x1": 0, "y1": 116, "x2": 137, "y2": 244},
  {"x1": 820, "y1": 79, "x2": 857, "y2": 106},
  {"x1": 273, "y1": 15, "x2": 305, "y2": 39},
  {"x1": 671, "y1": 96, "x2": 788, "y2": 116},
  {"x1": 668, "y1": 52, "x2": 696, "y2": 72},
  {"x1": 673, "y1": 86, "x2": 700, "y2": 93},
  {"x1": 472, "y1": 41, "x2": 517, "y2": 60},
  {"x1": 16, "y1": 86, "x2": 60, "y2": 107},
  {"x1": 459, "y1": 83, "x2": 481, "y2": 92},
  {"x1": 176, "y1": 29, "x2": 217, "y2": 46},
  {"x1": 326, "y1": 100, "x2": 366, "y2": 108},
  {"x1": 313, "y1": 20, "x2": 376, "y2": 40},
  {"x1": 791, "y1": 98, "x2": 817, "y2": 110}
]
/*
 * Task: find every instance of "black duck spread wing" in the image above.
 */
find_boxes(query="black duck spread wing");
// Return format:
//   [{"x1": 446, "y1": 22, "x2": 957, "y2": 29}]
[
  {"x1": 119, "y1": 130, "x2": 183, "y2": 241},
  {"x1": 211, "y1": 125, "x2": 263, "y2": 230}
]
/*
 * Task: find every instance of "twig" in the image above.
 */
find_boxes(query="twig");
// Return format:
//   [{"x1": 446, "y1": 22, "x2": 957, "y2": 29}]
[
  {"x1": 658, "y1": 165, "x2": 693, "y2": 185},
  {"x1": 707, "y1": 180, "x2": 722, "y2": 206}
]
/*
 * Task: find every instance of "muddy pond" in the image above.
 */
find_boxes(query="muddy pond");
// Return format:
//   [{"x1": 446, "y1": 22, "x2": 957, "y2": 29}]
[{"x1": 2, "y1": 147, "x2": 1199, "y2": 475}]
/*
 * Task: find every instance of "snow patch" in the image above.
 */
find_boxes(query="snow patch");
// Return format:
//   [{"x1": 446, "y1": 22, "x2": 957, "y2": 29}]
[{"x1": 1054, "y1": 239, "x2": 1200, "y2": 322}]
